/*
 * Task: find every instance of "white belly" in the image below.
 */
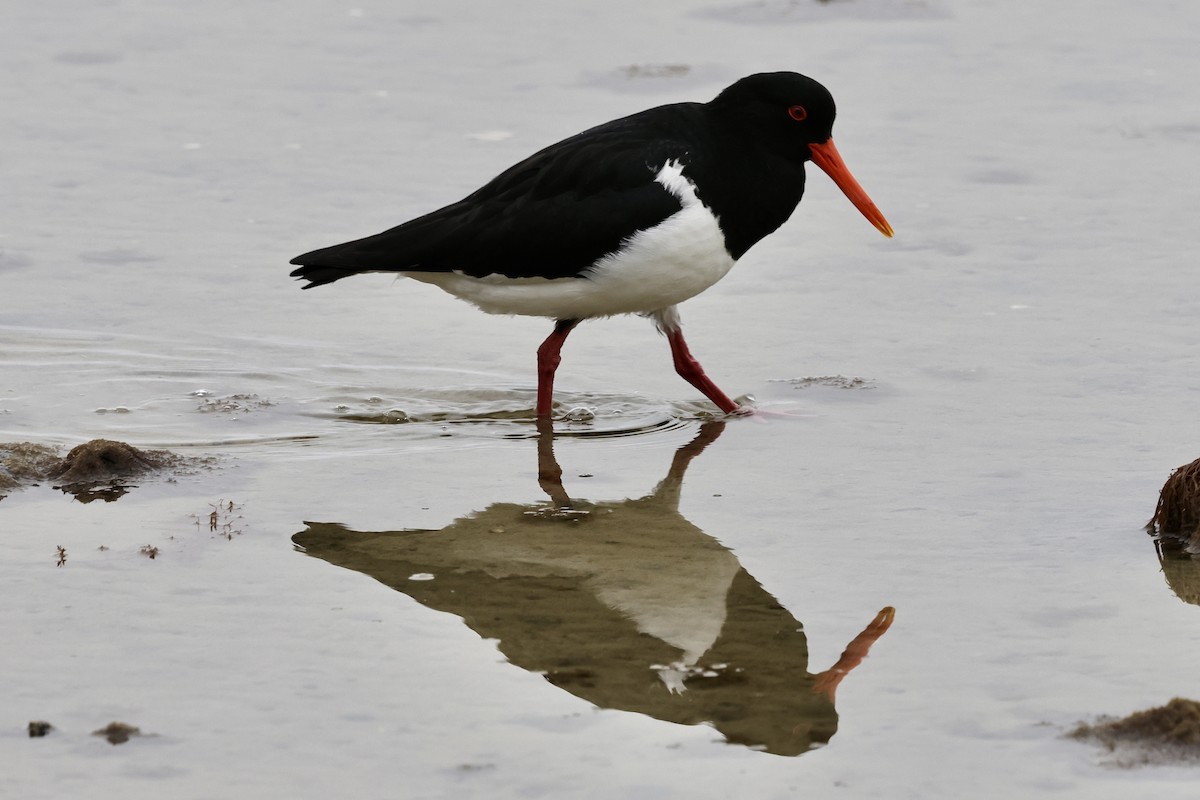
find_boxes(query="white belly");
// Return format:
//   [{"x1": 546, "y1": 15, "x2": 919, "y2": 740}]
[{"x1": 403, "y1": 161, "x2": 736, "y2": 321}]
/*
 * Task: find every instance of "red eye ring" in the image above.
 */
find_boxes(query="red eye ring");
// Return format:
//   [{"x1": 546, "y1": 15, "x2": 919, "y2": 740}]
[{"x1": 788, "y1": 105, "x2": 808, "y2": 122}]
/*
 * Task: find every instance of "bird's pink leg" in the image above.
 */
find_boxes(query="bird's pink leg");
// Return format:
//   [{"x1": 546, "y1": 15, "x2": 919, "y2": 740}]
[
  {"x1": 666, "y1": 328, "x2": 742, "y2": 414},
  {"x1": 536, "y1": 319, "x2": 578, "y2": 419}
]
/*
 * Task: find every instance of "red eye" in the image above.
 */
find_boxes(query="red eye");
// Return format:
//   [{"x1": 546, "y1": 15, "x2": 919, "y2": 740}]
[{"x1": 788, "y1": 105, "x2": 808, "y2": 122}]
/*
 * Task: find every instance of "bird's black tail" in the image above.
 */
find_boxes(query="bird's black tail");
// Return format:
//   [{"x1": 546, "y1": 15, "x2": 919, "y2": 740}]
[
  {"x1": 288, "y1": 262, "x2": 366, "y2": 289},
  {"x1": 288, "y1": 219, "x2": 435, "y2": 289}
]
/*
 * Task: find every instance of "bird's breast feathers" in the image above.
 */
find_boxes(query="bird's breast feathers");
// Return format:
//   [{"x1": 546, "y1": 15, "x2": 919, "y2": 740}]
[{"x1": 404, "y1": 160, "x2": 736, "y2": 320}]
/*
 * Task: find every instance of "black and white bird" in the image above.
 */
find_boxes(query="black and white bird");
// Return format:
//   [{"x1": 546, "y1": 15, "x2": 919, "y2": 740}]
[{"x1": 290, "y1": 71, "x2": 892, "y2": 418}]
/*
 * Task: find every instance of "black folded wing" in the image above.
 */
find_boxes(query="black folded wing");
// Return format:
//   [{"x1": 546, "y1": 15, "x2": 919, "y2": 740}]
[{"x1": 289, "y1": 105, "x2": 707, "y2": 288}]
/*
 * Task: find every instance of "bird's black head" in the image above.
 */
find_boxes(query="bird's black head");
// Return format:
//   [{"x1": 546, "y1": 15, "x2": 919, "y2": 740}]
[
  {"x1": 709, "y1": 71, "x2": 893, "y2": 238},
  {"x1": 709, "y1": 71, "x2": 838, "y2": 153}
]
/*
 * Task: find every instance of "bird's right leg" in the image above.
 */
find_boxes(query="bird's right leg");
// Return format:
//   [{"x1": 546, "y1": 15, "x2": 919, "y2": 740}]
[{"x1": 536, "y1": 318, "x2": 579, "y2": 419}]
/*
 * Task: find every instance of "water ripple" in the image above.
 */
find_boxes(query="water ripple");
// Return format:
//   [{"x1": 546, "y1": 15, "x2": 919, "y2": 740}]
[{"x1": 311, "y1": 387, "x2": 723, "y2": 440}]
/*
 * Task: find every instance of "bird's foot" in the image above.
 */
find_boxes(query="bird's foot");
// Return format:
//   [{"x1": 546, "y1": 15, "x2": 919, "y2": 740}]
[{"x1": 727, "y1": 403, "x2": 816, "y2": 422}]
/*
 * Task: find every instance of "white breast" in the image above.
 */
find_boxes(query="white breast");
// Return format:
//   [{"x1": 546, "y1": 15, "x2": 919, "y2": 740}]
[{"x1": 403, "y1": 161, "x2": 736, "y2": 321}]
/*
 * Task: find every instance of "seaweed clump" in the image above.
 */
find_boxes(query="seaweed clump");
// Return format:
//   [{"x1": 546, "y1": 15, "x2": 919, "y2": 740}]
[
  {"x1": 1071, "y1": 698, "x2": 1200, "y2": 767},
  {"x1": 1147, "y1": 457, "x2": 1200, "y2": 536}
]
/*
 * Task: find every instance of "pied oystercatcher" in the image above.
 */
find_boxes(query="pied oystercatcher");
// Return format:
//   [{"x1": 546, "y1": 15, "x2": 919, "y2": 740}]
[{"x1": 290, "y1": 72, "x2": 892, "y2": 418}]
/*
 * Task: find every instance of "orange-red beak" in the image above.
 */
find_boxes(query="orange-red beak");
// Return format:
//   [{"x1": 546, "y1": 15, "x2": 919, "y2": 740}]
[{"x1": 808, "y1": 138, "x2": 893, "y2": 238}]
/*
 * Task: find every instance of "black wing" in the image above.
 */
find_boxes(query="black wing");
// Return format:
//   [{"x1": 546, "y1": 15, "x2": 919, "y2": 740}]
[{"x1": 289, "y1": 105, "x2": 706, "y2": 288}]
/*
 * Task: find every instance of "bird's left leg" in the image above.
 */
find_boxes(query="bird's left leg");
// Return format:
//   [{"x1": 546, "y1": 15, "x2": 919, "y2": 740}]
[
  {"x1": 664, "y1": 326, "x2": 742, "y2": 414},
  {"x1": 536, "y1": 318, "x2": 579, "y2": 418}
]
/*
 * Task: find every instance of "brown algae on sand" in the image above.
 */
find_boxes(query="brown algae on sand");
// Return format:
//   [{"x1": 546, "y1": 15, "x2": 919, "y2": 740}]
[
  {"x1": 0, "y1": 439, "x2": 196, "y2": 500},
  {"x1": 48, "y1": 439, "x2": 180, "y2": 485},
  {"x1": 1071, "y1": 698, "x2": 1200, "y2": 767},
  {"x1": 0, "y1": 442, "x2": 62, "y2": 492}
]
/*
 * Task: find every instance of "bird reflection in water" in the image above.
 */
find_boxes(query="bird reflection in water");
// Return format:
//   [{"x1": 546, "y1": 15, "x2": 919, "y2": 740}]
[{"x1": 292, "y1": 421, "x2": 894, "y2": 756}]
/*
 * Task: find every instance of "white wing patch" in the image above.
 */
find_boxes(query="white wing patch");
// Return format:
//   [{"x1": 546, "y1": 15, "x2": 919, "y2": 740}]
[{"x1": 403, "y1": 160, "x2": 736, "y2": 321}]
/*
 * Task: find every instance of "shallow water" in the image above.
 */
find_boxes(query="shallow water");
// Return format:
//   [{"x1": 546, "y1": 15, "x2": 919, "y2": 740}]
[{"x1": 5, "y1": 1, "x2": 1200, "y2": 798}]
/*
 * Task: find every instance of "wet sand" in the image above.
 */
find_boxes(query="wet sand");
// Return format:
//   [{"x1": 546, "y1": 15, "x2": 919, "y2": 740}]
[{"x1": 6, "y1": 0, "x2": 1200, "y2": 798}]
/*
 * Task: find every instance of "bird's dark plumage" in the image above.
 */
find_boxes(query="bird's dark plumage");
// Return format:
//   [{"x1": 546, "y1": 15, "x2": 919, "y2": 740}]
[
  {"x1": 288, "y1": 72, "x2": 844, "y2": 287},
  {"x1": 291, "y1": 127, "x2": 687, "y2": 285}
]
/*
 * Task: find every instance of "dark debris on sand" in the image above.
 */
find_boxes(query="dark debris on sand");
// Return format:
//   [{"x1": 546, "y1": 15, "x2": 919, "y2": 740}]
[
  {"x1": 91, "y1": 721, "x2": 143, "y2": 745},
  {"x1": 27, "y1": 720, "x2": 54, "y2": 738},
  {"x1": 1071, "y1": 698, "x2": 1200, "y2": 767}
]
